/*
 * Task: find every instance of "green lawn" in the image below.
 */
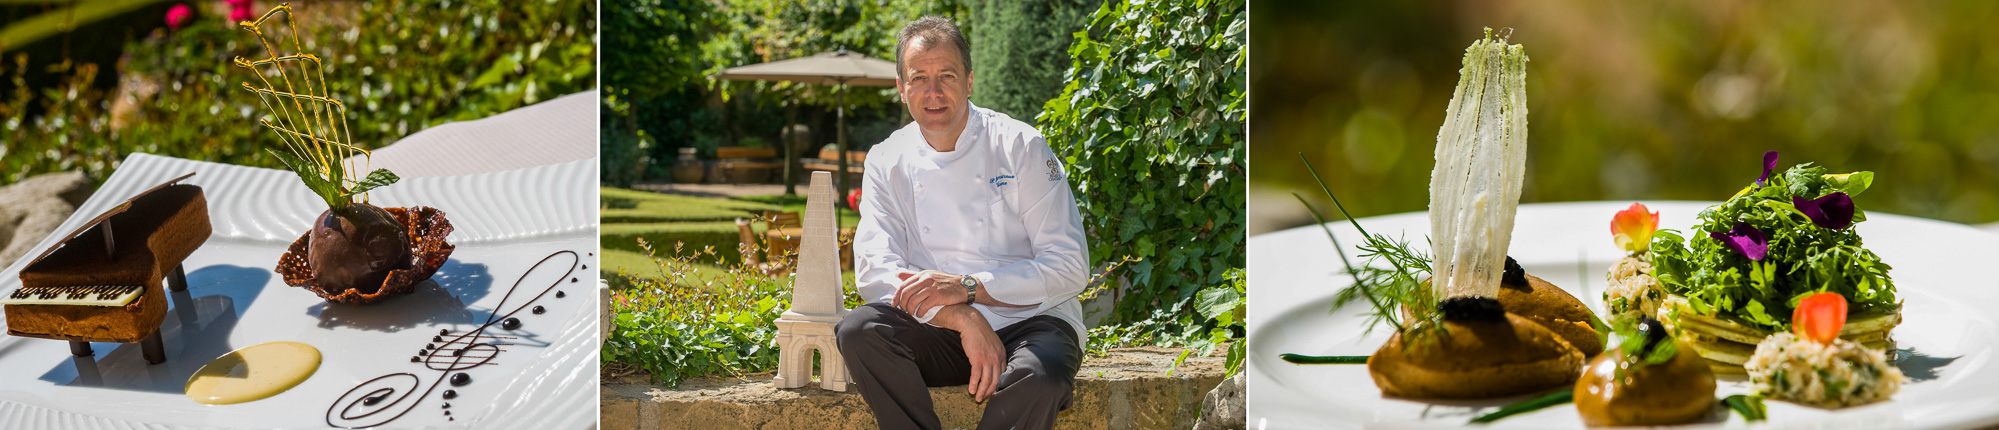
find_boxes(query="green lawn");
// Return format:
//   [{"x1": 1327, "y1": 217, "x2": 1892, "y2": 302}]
[
  {"x1": 599, "y1": 187, "x2": 859, "y2": 288},
  {"x1": 600, "y1": 187, "x2": 781, "y2": 223}
]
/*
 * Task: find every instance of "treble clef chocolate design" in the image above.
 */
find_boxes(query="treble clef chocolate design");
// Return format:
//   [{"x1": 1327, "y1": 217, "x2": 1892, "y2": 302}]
[{"x1": 325, "y1": 250, "x2": 580, "y2": 428}]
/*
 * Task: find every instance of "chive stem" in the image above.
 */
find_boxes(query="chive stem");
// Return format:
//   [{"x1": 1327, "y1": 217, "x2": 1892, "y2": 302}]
[
  {"x1": 1278, "y1": 354, "x2": 1368, "y2": 364},
  {"x1": 1469, "y1": 389, "x2": 1574, "y2": 424},
  {"x1": 1723, "y1": 394, "x2": 1767, "y2": 421}
]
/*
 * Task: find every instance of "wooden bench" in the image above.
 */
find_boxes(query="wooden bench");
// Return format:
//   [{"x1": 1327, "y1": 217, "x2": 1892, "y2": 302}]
[
  {"x1": 714, "y1": 147, "x2": 782, "y2": 184},
  {"x1": 802, "y1": 149, "x2": 866, "y2": 175}
]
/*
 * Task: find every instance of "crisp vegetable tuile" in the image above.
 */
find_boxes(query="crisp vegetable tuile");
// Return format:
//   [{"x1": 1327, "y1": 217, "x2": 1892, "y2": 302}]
[
  {"x1": 1611, "y1": 203, "x2": 1658, "y2": 254},
  {"x1": 1793, "y1": 292, "x2": 1848, "y2": 345},
  {"x1": 1428, "y1": 28, "x2": 1529, "y2": 301}
]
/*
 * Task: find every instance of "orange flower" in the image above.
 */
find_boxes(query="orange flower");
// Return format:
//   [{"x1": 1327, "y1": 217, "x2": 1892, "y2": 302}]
[
  {"x1": 1793, "y1": 292, "x2": 1847, "y2": 345},
  {"x1": 1611, "y1": 203, "x2": 1659, "y2": 254}
]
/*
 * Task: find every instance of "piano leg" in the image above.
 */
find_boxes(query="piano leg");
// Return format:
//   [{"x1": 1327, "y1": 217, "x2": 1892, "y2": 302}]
[
  {"x1": 69, "y1": 340, "x2": 93, "y2": 357},
  {"x1": 168, "y1": 264, "x2": 188, "y2": 292},
  {"x1": 142, "y1": 331, "x2": 166, "y2": 364}
]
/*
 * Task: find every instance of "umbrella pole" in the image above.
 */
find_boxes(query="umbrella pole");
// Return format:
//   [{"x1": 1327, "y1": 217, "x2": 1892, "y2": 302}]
[
  {"x1": 784, "y1": 101, "x2": 799, "y2": 195},
  {"x1": 837, "y1": 83, "x2": 850, "y2": 208}
]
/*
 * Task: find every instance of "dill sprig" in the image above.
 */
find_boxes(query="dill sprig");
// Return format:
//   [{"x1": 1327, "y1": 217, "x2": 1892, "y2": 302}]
[
  {"x1": 232, "y1": 3, "x2": 397, "y2": 210},
  {"x1": 1295, "y1": 154, "x2": 1439, "y2": 339}
]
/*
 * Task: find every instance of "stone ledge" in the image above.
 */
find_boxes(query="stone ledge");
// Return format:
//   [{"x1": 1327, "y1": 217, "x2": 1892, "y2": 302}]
[{"x1": 603, "y1": 347, "x2": 1225, "y2": 430}]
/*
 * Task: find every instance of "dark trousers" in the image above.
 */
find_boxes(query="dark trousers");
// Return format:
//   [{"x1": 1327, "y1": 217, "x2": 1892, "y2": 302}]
[{"x1": 835, "y1": 303, "x2": 1083, "y2": 430}]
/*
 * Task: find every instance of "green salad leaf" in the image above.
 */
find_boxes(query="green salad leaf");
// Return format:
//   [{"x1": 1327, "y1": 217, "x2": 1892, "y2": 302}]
[{"x1": 1648, "y1": 162, "x2": 1897, "y2": 334}]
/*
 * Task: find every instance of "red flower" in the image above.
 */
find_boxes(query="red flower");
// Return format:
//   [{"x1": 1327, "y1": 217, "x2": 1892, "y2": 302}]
[
  {"x1": 1793, "y1": 292, "x2": 1847, "y2": 345},
  {"x1": 1610, "y1": 203, "x2": 1659, "y2": 253},
  {"x1": 165, "y1": 4, "x2": 193, "y2": 30},
  {"x1": 228, "y1": 0, "x2": 256, "y2": 23},
  {"x1": 847, "y1": 188, "x2": 862, "y2": 211}
]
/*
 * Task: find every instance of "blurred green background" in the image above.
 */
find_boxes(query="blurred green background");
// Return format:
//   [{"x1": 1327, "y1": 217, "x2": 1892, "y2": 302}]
[
  {"x1": 0, "y1": 0, "x2": 596, "y2": 187},
  {"x1": 1249, "y1": 0, "x2": 1999, "y2": 235}
]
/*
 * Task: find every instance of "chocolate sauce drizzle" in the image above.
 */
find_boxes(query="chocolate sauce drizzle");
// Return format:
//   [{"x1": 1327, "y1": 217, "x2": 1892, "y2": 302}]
[{"x1": 325, "y1": 250, "x2": 579, "y2": 428}]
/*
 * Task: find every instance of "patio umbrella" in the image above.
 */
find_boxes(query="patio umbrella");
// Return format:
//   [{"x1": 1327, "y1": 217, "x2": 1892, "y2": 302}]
[{"x1": 715, "y1": 48, "x2": 898, "y2": 199}]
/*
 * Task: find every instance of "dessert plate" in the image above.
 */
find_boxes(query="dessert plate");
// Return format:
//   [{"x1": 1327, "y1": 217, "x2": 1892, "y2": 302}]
[
  {"x1": 1248, "y1": 201, "x2": 1999, "y2": 430},
  {"x1": 0, "y1": 153, "x2": 598, "y2": 429}
]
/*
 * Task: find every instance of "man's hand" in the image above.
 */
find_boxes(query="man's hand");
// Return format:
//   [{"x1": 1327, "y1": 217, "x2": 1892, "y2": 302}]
[
  {"x1": 933, "y1": 305, "x2": 1004, "y2": 402},
  {"x1": 892, "y1": 270, "x2": 970, "y2": 316}
]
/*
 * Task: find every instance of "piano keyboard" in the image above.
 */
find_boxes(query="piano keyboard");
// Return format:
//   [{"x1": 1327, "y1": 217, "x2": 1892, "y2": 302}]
[{"x1": 0, "y1": 285, "x2": 144, "y2": 307}]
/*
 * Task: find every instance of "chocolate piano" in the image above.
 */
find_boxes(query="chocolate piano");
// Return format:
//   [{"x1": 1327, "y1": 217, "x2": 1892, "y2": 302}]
[{"x1": 1, "y1": 173, "x2": 210, "y2": 364}]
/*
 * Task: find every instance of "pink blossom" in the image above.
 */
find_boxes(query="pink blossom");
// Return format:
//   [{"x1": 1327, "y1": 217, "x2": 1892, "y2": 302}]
[
  {"x1": 165, "y1": 4, "x2": 192, "y2": 30},
  {"x1": 228, "y1": 0, "x2": 256, "y2": 23}
]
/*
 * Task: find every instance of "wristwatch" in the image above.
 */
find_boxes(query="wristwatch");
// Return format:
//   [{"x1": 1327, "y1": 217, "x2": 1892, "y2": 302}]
[{"x1": 959, "y1": 275, "x2": 979, "y2": 304}]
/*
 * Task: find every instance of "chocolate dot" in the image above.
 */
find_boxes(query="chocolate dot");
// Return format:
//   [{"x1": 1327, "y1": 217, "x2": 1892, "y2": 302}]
[
  {"x1": 501, "y1": 317, "x2": 522, "y2": 330},
  {"x1": 443, "y1": 403, "x2": 451, "y2": 409},
  {"x1": 582, "y1": 265, "x2": 588, "y2": 269},
  {"x1": 570, "y1": 277, "x2": 578, "y2": 283},
  {"x1": 450, "y1": 373, "x2": 471, "y2": 386},
  {"x1": 453, "y1": 348, "x2": 466, "y2": 356},
  {"x1": 532, "y1": 305, "x2": 545, "y2": 315},
  {"x1": 443, "y1": 389, "x2": 458, "y2": 399},
  {"x1": 445, "y1": 411, "x2": 452, "y2": 416},
  {"x1": 556, "y1": 291, "x2": 566, "y2": 298},
  {"x1": 433, "y1": 336, "x2": 443, "y2": 342},
  {"x1": 425, "y1": 343, "x2": 435, "y2": 350},
  {"x1": 362, "y1": 394, "x2": 385, "y2": 406},
  {"x1": 439, "y1": 329, "x2": 450, "y2": 336},
  {"x1": 410, "y1": 356, "x2": 420, "y2": 363},
  {"x1": 417, "y1": 349, "x2": 428, "y2": 356}
]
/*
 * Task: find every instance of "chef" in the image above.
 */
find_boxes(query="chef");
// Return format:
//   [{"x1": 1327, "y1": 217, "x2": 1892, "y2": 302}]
[{"x1": 835, "y1": 15, "x2": 1091, "y2": 430}]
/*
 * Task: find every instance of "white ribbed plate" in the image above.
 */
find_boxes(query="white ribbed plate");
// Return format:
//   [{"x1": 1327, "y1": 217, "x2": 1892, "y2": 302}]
[
  {"x1": 0, "y1": 153, "x2": 599, "y2": 429},
  {"x1": 1248, "y1": 201, "x2": 1999, "y2": 430}
]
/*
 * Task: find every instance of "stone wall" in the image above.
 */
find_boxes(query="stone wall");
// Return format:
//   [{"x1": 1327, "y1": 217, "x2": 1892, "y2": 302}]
[{"x1": 602, "y1": 347, "x2": 1226, "y2": 430}]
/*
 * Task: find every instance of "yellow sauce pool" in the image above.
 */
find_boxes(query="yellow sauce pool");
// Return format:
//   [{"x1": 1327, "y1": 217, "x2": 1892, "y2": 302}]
[{"x1": 185, "y1": 341, "x2": 322, "y2": 405}]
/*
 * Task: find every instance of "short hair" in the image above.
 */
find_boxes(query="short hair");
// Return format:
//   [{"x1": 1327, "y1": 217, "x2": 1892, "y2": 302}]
[{"x1": 894, "y1": 15, "x2": 972, "y2": 79}]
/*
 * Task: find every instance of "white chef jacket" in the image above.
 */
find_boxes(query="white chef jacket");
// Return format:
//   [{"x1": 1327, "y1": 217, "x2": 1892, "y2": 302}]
[{"x1": 853, "y1": 102, "x2": 1091, "y2": 340}]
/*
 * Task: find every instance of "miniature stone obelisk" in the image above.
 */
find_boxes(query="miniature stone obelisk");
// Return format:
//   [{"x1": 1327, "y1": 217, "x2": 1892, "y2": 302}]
[{"x1": 773, "y1": 171, "x2": 851, "y2": 391}]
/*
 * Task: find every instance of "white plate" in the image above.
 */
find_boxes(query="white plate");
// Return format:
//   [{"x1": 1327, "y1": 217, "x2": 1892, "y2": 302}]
[
  {"x1": 1247, "y1": 201, "x2": 1999, "y2": 430},
  {"x1": 0, "y1": 153, "x2": 599, "y2": 429}
]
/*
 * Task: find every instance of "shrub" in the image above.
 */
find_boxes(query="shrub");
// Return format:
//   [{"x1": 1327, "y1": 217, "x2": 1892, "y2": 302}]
[
  {"x1": 603, "y1": 231, "x2": 867, "y2": 388},
  {"x1": 3, "y1": 0, "x2": 595, "y2": 186},
  {"x1": 603, "y1": 239, "x2": 788, "y2": 388},
  {"x1": 1038, "y1": 0, "x2": 1247, "y2": 327}
]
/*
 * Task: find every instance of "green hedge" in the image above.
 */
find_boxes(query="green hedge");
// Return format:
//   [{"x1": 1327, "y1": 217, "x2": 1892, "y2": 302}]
[
  {"x1": 1039, "y1": 0, "x2": 1246, "y2": 326},
  {"x1": 968, "y1": 0, "x2": 1104, "y2": 122},
  {"x1": 3, "y1": 0, "x2": 595, "y2": 186}
]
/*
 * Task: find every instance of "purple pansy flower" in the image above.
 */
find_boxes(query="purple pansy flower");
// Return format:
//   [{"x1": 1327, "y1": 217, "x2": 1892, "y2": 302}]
[
  {"x1": 1757, "y1": 151, "x2": 1779, "y2": 188},
  {"x1": 1710, "y1": 221, "x2": 1768, "y2": 261},
  {"x1": 1793, "y1": 192, "x2": 1855, "y2": 230}
]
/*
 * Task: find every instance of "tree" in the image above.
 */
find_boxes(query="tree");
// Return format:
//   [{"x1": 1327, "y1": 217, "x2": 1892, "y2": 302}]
[
  {"x1": 602, "y1": 0, "x2": 722, "y2": 186},
  {"x1": 967, "y1": 0, "x2": 1103, "y2": 122}
]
